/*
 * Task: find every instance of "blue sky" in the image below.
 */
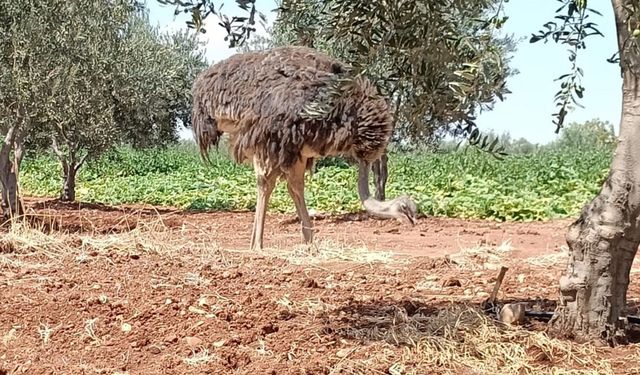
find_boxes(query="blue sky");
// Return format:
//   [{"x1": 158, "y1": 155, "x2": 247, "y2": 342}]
[{"x1": 147, "y1": 0, "x2": 622, "y2": 145}]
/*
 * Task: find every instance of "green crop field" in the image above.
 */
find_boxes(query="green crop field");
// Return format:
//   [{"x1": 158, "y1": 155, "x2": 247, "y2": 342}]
[{"x1": 18, "y1": 142, "x2": 613, "y2": 221}]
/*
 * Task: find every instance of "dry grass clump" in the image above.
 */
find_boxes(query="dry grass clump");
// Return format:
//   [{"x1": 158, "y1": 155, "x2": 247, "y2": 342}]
[
  {"x1": 0, "y1": 216, "x2": 225, "y2": 270},
  {"x1": 336, "y1": 305, "x2": 616, "y2": 375},
  {"x1": 447, "y1": 240, "x2": 514, "y2": 271},
  {"x1": 525, "y1": 245, "x2": 570, "y2": 268}
]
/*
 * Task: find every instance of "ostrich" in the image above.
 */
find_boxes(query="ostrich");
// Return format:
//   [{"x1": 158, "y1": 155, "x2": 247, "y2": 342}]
[{"x1": 191, "y1": 46, "x2": 417, "y2": 250}]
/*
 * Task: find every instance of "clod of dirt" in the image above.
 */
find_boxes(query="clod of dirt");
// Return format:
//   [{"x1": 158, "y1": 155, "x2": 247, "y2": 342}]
[
  {"x1": 441, "y1": 277, "x2": 462, "y2": 287},
  {"x1": 184, "y1": 336, "x2": 203, "y2": 348},
  {"x1": 164, "y1": 334, "x2": 178, "y2": 344},
  {"x1": 302, "y1": 278, "x2": 321, "y2": 288},
  {"x1": 222, "y1": 270, "x2": 242, "y2": 279},
  {"x1": 336, "y1": 348, "x2": 352, "y2": 358},
  {"x1": 148, "y1": 346, "x2": 162, "y2": 354},
  {"x1": 222, "y1": 351, "x2": 252, "y2": 369},
  {"x1": 261, "y1": 322, "x2": 279, "y2": 335}
]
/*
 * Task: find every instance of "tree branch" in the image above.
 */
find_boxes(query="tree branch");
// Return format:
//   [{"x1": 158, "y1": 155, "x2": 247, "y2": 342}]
[
  {"x1": 74, "y1": 153, "x2": 89, "y2": 173},
  {"x1": 50, "y1": 135, "x2": 65, "y2": 162}
]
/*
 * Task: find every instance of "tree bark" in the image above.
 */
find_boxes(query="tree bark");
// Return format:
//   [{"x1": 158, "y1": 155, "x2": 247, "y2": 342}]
[
  {"x1": 61, "y1": 165, "x2": 77, "y2": 202},
  {"x1": 549, "y1": 0, "x2": 640, "y2": 344},
  {"x1": 0, "y1": 125, "x2": 24, "y2": 221},
  {"x1": 51, "y1": 136, "x2": 87, "y2": 202}
]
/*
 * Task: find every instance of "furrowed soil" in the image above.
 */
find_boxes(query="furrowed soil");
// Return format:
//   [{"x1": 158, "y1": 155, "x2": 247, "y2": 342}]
[{"x1": 2, "y1": 198, "x2": 640, "y2": 375}]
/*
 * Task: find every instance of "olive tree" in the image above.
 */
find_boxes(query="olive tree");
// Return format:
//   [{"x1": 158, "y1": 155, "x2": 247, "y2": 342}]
[
  {"x1": 2, "y1": 0, "x2": 207, "y2": 205},
  {"x1": 113, "y1": 13, "x2": 208, "y2": 150},
  {"x1": 0, "y1": 0, "x2": 103, "y2": 217},
  {"x1": 284, "y1": 0, "x2": 517, "y2": 198},
  {"x1": 526, "y1": 0, "x2": 640, "y2": 344},
  {"x1": 42, "y1": 0, "x2": 134, "y2": 202}
]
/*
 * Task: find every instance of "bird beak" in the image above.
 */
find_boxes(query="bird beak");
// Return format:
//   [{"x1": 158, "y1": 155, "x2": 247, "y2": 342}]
[{"x1": 401, "y1": 208, "x2": 417, "y2": 226}]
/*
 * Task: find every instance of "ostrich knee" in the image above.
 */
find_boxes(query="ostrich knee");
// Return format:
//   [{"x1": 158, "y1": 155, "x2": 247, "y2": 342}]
[{"x1": 286, "y1": 160, "x2": 314, "y2": 244}]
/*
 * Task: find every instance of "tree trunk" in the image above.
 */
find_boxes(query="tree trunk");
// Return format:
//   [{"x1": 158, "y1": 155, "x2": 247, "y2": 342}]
[
  {"x1": 51, "y1": 136, "x2": 87, "y2": 203},
  {"x1": 61, "y1": 165, "x2": 77, "y2": 202},
  {"x1": 549, "y1": 0, "x2": 640, "y2": 344},
  {"x1": 0, "y1": 125, "x2": 24, "y2": 221}
]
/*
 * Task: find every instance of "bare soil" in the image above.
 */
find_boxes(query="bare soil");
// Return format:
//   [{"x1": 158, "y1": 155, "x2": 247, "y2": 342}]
[{"x1": 1, "y1": 198, "x2": 640, "y2": 374}]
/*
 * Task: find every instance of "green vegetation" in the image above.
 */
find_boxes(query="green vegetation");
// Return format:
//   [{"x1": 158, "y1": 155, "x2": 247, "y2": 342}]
[{"x1": 19, "y1": 138, "x2": 613, "y2": 221}]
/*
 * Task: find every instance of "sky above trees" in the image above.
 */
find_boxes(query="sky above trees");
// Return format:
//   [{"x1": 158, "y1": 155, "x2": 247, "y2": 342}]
[{"x1": 147, "y1": 0, "x2": 622, "y2": 145}]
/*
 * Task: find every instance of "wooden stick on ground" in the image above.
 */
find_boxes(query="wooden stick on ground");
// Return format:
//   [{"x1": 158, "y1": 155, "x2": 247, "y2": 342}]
[{"x1": 488, "y1": 266, "x2": 509, "y2": 305}]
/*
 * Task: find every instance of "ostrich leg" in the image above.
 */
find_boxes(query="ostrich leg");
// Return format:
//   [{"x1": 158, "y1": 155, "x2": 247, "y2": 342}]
[
  {"x1": 371, "y1": 152, "x2": 388, "y2": 201},
  {"x1": 286, "y1": 158, "x2": 314, "y2": 244},
  {"x1": 250, "y1": 162, "x2": 278, "y2": 251}
]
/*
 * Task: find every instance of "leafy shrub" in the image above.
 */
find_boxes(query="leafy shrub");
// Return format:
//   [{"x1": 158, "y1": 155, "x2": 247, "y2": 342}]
[{"x1": 19, "y1": 143, "x2": 613, "y2": 221}]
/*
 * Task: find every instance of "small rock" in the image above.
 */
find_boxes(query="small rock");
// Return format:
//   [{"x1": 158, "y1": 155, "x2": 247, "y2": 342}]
[
  {"x1": 282, "y1": 269, "x2": 294, "y2": 275},
  {"x1": 222, "y1": 270, "x2": 232, "y2": 279},
  {"x1": 121, "y1": 323, "x2": 132, "y2": 333},
  {"x1": 165, "y1": 334, "x2": 178, "y2": 343},
  {"x1": 463, "y1": 288, "x2": 473, "y2": 296},
  {"x1": 149, "y1": 346, "x2": 161, "y2": 354},
  {"x1": 130, "y1": 341, "x2": 139, "y2": 348},
  {"x1": 517, "y1": 274, "x2": 526, "y2": 283},
  {"x1": 185, "y1": 336, "x2": 203, "y2": 348},
  {"x1": 483, "y1": 263, "x2": 501, "y2": 271},
  {"x1": 499, "y1": 303, "x2": 526, "y2": 325},
  {"x1": 302, "y1": 278, "x2": 320, "y2": 288},
  {"x1": 129, "y1": 253, "x2": 140, "y2": 260},
  {"x1": 336, "y1": 348, "x2": 351, "y2": 358},
  {"x1": 261, "y1": 323, "x2": 279, "y2": 335},
  {"x1": 213, "y1": 339, "x2": 226, "y2": 348},
  {"x1": 441, "y1": 278, "x2": 462, "y2": 288}
]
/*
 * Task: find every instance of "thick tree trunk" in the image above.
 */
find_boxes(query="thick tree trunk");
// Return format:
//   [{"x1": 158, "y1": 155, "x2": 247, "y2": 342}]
[
  {"x1": 61, "y1": 166, "x2": 77, "y2": 202},
  {"x1": 0, "y1": 125, "x2": 24, "y2": 221},
  {"x1": 549, "y1": 0, "x2": 640, "y2": 344}
]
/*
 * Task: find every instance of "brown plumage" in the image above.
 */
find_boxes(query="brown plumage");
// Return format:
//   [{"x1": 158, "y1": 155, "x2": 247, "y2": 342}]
[{"x1": 192, "y1": 46, "x2": 417, "y2": 250}]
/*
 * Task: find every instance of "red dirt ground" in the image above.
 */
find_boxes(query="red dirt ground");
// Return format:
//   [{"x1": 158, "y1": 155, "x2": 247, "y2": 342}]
[{"x1": 1, "y1": 198, "x2": 640, "y2": 374}]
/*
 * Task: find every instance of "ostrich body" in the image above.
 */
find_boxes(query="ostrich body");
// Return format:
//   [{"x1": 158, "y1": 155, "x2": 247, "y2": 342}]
[{"x1": 192, "y1": 46, "x2": 417, "y2": 250}]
